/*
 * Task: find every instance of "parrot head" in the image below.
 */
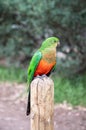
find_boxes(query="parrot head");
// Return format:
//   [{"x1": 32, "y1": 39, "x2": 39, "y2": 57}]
[{"x1": 41, "y1": 37, "x2": 60, "y2": 49}]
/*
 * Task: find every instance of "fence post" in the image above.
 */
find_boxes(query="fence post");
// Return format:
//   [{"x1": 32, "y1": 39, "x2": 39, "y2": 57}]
[{"x1": 31, "y1": 76, "x2": 54, "y2": 130}]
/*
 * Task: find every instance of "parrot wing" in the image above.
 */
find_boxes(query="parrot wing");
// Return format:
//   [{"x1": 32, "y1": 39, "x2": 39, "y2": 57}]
[
  {"x1": 52, "y1": 64, "x2": 56, "y2": 72},
  {"x1": 26, "y1": 50, "x2": 42, "y2": 115},
  {"x1": 27, "y1": 50, "x2": 42, "y2": 86}
]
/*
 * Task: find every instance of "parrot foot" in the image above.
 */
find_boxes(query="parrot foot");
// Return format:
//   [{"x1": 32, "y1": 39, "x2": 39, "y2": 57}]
[
  {"x1": 34, "y1": 74, "x2": 47, "y2": 80},
  {"x1": 34, "y1": 75, "x2": 42, "y2": 80},
  {"x1": 41, "y1": 74, "x2": 47, "y2": 78},
  {"x1": 35, "y1": 75, "x2": 42, "y2": 79}
]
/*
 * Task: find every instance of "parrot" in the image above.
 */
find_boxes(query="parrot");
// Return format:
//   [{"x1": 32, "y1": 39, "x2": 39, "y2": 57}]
[{"x1": 27, "y1": 37, "x2": 60, "y2": 115}]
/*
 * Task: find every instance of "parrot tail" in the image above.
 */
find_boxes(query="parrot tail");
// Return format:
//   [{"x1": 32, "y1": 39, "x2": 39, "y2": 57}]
[{"x1": 26, "y1": 91, "x2": 30, "y2": 115}]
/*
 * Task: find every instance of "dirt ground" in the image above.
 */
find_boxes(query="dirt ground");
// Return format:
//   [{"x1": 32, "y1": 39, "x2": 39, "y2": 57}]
[{"x1": 0, "y1": 82, "x2": 86, "y2": 130}]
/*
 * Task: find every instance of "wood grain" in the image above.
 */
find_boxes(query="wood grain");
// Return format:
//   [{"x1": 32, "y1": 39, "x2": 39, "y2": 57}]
[{"x1": 31, "y1": 76, "x2": 54, "y2": 130}]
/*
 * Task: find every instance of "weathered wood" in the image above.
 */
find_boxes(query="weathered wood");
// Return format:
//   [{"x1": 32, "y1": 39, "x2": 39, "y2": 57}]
[{"x1": 31, "y1": 76, "x2": 54, "y2": 130}]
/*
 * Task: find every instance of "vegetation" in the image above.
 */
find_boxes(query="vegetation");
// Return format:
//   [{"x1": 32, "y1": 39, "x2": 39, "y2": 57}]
[
  {"x1": 0, "y1": 66, "x2": 86, "y2": 106},
  {"x1": 53, "y1": 76, "x2": 86, "y2": 106},
  {"x1": 0, "y1": 0, "x2": 86, "y2": 75},
  {"x1": 0, "y1": 66, "x2": 26, "y2": 83}
]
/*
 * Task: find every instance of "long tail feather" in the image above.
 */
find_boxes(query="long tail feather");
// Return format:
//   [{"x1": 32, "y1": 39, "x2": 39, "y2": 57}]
[{"x1": 26, "y1": 91, "x2": 30, "y2": 115}]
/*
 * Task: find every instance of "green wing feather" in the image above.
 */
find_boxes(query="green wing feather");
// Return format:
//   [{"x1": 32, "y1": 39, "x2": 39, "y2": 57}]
[
  {"x1": 27, "y1": 50, "x2": 42, "y2": 87},
  {"x1": 52, "y1": 64, "x2": 56, "y2": 72}
]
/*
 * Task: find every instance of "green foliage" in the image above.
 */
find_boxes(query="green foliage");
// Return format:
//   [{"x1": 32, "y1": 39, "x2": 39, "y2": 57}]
[
  {"x1": 0, "y1": 66, "x2": 26, "y2": 82},
  {"x1": 53, "y1": 75, "x2": 86, "y2": 106},
  {"x1": 0, "y1": 0, "x2": 86, "y2": 74},
  {"x1": 44, "y1": 0, "x2": 86, "y2": 75},
  {"x1": 0, "y1": 0, "x2": 44, "y2": 66},
  {"x1": 0, "y1": 66, "x2": 86, "y2": 106}
]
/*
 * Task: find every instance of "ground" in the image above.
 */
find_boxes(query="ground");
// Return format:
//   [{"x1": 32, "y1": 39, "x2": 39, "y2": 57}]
[{"x1": 0, "y1": 82, "x2": 86, "y2": 130}]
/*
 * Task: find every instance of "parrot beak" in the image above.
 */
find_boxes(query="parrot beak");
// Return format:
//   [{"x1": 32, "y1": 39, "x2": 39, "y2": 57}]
[{"x1": 57, "y1": 41, "x2": 60, "y2": 47}]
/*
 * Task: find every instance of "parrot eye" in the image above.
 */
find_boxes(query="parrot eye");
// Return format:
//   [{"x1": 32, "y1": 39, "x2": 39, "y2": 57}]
[{"x1": 54, "y1": 40, "x2": 57, "y2": 43}]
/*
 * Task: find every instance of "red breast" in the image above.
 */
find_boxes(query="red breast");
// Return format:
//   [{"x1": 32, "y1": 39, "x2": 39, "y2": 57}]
[{"x1": 34, "y1": 59, "x2": 56, "y2": 77}]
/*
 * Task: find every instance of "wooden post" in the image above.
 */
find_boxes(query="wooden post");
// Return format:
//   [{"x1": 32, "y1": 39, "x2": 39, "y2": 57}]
[{"x1": 31, "y1": 76, "x2": 54, "y2": 130}]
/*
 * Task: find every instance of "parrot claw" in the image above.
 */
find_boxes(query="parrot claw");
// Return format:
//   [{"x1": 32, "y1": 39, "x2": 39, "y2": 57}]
[
  {"x1": 41, "y1": 74, "x2": 47, "y2": 78},
  {"x1": 34, "y1": 74, "x2": 47, "y2": 80},
  {"x1": 34, "y1": 75, "x2": 42, "y2": 79}
]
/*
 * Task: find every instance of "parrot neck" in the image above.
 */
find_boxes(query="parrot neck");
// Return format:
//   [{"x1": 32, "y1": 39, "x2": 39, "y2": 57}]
[{"x1": 40, "y1": 47, "x2": 56, "y2": 63}]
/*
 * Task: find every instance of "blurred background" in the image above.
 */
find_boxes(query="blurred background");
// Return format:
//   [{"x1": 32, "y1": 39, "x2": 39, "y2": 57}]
[
  {"x1": 0, "y1": 0, "x2": 86, "y2": 130},
  {"x1": 0, "y1": 0, "x2": 86, "y2": 110}
]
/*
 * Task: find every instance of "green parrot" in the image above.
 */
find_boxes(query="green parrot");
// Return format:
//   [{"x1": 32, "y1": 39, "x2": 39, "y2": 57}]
[{"x1": 27, "y1": 37, "x2": 60, "y2": 115}]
